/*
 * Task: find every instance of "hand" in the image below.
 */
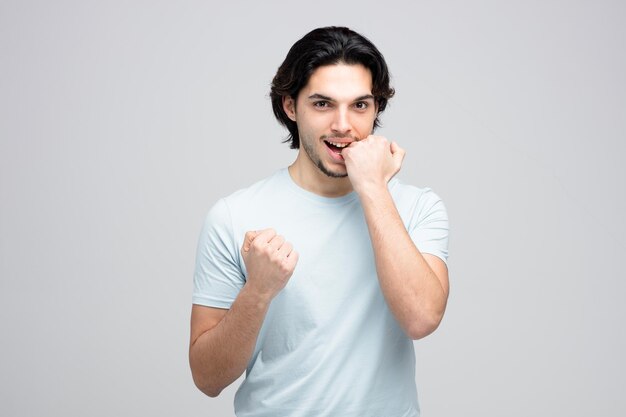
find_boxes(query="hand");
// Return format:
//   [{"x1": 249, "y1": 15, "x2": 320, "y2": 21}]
[
  {"x1": 240, "y1": 229, "x2": 299, "y2": 301},
  {"x1": 341, "y1": 135, "x2": 406, "y2": 194}
]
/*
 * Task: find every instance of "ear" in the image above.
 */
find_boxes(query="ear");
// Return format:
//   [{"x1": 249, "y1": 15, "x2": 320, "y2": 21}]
[{"x1": 282, "y1": 96, "x2": 297, "y2": 122}]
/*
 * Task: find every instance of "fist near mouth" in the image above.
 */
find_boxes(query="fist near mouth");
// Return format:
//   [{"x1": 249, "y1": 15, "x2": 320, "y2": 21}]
[{"x1": 342, "y1": 135, "x2": 406, "y2": 194}]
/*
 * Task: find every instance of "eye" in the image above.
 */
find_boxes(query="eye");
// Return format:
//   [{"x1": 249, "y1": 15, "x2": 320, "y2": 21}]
[
  {"x1": 354, "y1": 101, "x2": 369, "y2": 110},
  {"x1": 313, "y1": 101, "x2": 330, "y2": 108}
]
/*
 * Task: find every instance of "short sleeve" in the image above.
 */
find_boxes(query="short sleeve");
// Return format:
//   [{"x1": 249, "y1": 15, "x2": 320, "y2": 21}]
[
  {"x1": 408, "y1": 189, "x2": 449, "y2": 265},
  {"x1": 192, "y1": 198, "x2": 245, "y2": 309}
]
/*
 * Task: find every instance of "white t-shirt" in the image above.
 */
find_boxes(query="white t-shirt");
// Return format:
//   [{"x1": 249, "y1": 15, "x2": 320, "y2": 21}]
[{"x1": 193, "y1": 168, "x2": 449, "y2": 417}]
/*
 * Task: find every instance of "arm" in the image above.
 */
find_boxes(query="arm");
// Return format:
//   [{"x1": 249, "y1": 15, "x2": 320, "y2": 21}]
[
  {"x1": 342, "y1": 136, "x2": 449, "y2": 340},
  {"x1": 358, "y1": 186, "x2": 449, "y2": 339},
  {"x1": 189, "y1": 288, "x2": 271, "y2": 397},
  {"x1": 189, "y1": 229, "x2": 299, "y2": 397}
]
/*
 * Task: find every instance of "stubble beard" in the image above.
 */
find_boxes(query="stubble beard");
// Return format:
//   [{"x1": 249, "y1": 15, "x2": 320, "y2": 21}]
[{"x1": 301, "y1": 135, "x2": 348, "y2": 178}]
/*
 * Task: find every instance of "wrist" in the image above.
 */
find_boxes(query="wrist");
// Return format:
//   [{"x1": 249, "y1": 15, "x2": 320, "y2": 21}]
[
  {"x1": 240, "y1": 282, "x2": 274, "y2": 309},
  {"x1": 353, "y1": 181, "x2": 389, "y2": 198}
]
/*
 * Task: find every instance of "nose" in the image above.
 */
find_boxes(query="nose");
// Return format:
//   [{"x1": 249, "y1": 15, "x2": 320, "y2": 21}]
[{"x1": 330, "y1": 107, "x2": 352, "y2": 134}]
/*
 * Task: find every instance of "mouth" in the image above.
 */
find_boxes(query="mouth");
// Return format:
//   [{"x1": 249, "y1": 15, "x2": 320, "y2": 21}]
[{"x1": 323, "y1": 139, "x2": 351, "y2": 155}]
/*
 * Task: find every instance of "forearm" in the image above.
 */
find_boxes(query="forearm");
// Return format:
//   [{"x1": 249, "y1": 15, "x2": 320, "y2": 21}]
[
  {"x1": 359, "y1": 186, "x2": 447, "y2": 339},
  {"x1": 189, "y1": 284, "x2": 270, "y2": 397}
]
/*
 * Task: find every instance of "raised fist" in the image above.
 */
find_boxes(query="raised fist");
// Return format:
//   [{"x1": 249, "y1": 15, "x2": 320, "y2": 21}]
[{"x1": 241, "y1": 228, "x2": 299, "y2": 301}]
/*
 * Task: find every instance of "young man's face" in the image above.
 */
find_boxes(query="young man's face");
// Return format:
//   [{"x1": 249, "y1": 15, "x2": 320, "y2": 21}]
[{"x1": 283, "y1": 63, "x2": 377, "y2": 178}]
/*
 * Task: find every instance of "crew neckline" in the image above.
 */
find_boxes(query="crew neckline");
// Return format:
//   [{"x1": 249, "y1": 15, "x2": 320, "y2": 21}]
[{"x1": 279, "y1": 167, "x2": 359, "y2": 205}]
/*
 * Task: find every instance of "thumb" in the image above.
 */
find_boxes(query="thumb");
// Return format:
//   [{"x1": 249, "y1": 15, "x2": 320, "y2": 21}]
[
  {"x1": 242, "y1": 230, "x2": 260, "y2": 252},
  {"x1": 390, "y1": 141, "x2": 406, "y2": 163}
]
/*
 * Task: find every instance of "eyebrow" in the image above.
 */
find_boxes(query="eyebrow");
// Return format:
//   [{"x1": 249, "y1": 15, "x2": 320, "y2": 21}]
[{"x1": 307, "y1": 93, "x2": 375, "y2": 102}]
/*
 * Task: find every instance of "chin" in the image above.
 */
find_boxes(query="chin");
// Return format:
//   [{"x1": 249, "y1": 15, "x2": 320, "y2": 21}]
[{"x1": 318, "y1": 163, "x2": 348, "y2": 178}]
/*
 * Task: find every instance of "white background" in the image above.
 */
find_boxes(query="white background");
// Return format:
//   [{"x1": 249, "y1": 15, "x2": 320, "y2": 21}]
[{"x1": 1, "y1": 0, "x2": 625, "y2": 416}]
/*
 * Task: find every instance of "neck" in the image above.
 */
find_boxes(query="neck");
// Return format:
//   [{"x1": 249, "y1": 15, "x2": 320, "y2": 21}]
[{"x1": 288, "y1": 152, "x2": 353, "y2": 198}]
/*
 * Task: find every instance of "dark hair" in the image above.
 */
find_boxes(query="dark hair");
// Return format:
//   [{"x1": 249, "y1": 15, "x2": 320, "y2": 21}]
[{"x1": 270, "y1": 26, "x2": 395, "y2": 149}]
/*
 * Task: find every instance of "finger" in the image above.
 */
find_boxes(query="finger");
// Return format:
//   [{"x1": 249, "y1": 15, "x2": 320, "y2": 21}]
[
  {"x1": 278, "y1": 241, "x2": 293, "y2": 256},
  {"x1": 267, "y1": 234, "x2": 286, "y2": 251},
  {"x1": 390, "y1": 141, "x2": 406, "y2": 162},
  {"x1": 343, "y1": 137, "x2": 363, "y2": 156},
  {"x1": 284, "y1": 249, "x2": 299, "y2": 270},
  {"x1": 345, "y1": 139, "x2": 359, "y2": 150},
  {"x1": 242, "y1": 230, "x2": 260, "y2": 252},
  {"x1": 249, "y1": 228, "x2": 277, "y2": 251},
  {"x1": 244, "y1": 228, "x2": 275, "y2": 252},
  {"x1": 257, "y1": 228, "x2": 277, "y2": 240}
]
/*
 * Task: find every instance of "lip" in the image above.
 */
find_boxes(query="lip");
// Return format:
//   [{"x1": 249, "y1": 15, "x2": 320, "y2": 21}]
[
  {"x1": 323, "y1": 140, "x2": 346, "y2": 162},
  {"x1": 325, "y1": 140, "x2": 353, "y2": 144},
  {"x1": 323, "y1": 138, "x2": 355, "y2": 145}
]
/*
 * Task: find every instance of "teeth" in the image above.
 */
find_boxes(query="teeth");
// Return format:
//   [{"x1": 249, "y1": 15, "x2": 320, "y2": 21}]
[{"x1": 327, "y1": 141, "x2": 350, "y2": 148}]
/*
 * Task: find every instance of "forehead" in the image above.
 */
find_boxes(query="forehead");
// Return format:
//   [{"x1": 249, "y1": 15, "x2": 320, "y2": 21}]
[{"x1": 299, "y1": 63, "x2": 373, "y2": 100}]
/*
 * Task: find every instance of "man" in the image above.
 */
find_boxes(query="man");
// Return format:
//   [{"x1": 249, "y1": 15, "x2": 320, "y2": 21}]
[{"x1": 189, "y1": 26, "x2": 449, "y2": 417}]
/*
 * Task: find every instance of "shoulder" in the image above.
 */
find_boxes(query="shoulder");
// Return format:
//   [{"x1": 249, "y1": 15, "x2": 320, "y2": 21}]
[
  {"x1": 198, "y1": 170, "x2": 286, "y2": 254},
  {"x1": 202, "y1": 168, "x2": 289, "y2": 238},
  {"x1": 391, "y1": 178, "x2": 450, "y2": 263},
  {"x1": 221, "y1": 168, "x2": 287, "y2": 211},
  {"x1": 389, "y1": 177, "x2": 446, "y2": 218}
]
